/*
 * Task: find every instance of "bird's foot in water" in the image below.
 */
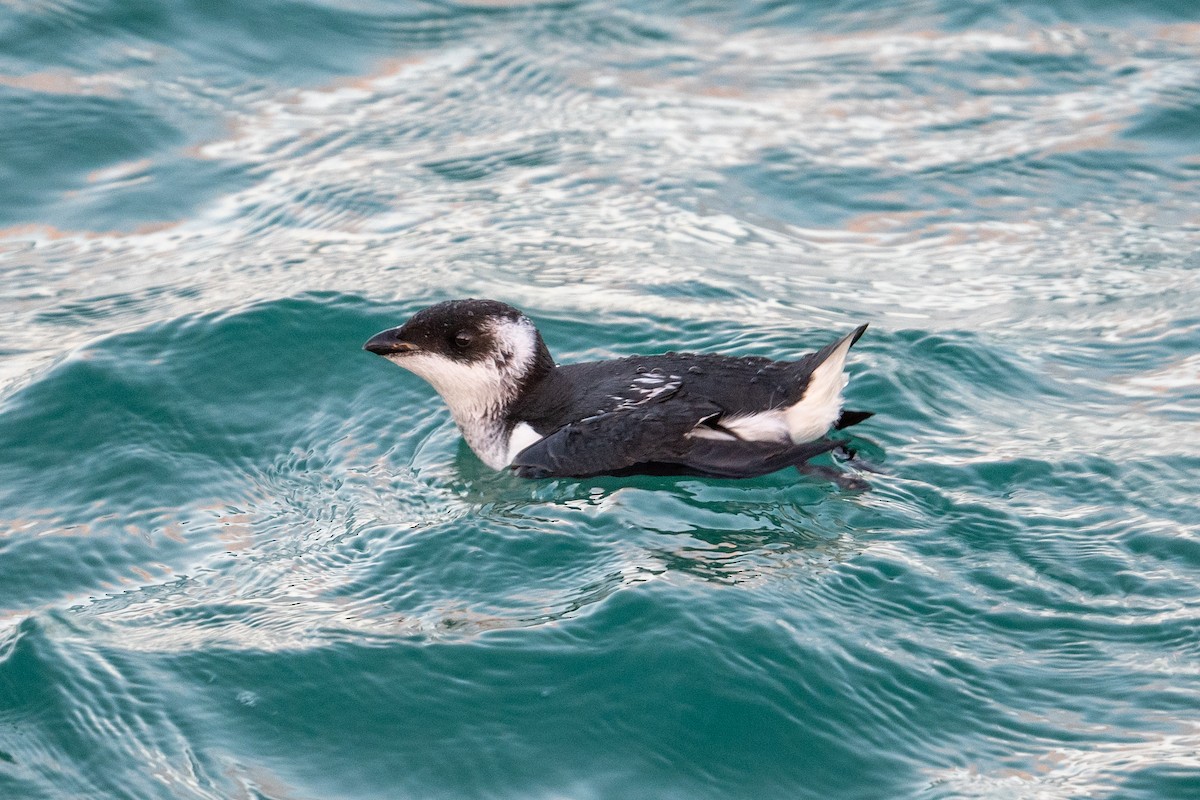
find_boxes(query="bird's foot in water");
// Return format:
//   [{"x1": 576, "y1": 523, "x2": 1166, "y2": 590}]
[
  {"x1": 797, "y1": 463, "x2": 871, "y2": 491},
  {"x1": 796, "y1": 441, "x2": 885, "y2": 490}
]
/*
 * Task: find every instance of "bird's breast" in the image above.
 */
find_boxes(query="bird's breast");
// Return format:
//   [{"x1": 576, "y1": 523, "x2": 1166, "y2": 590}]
[{"x1": 504, "y1": 421, "x2": 544, "y2": 464}]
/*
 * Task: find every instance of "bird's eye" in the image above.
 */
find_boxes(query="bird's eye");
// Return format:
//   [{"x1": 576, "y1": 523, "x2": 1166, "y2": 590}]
[{"x1": 453, "y1": 331, "x2": 474, "y2": 349}]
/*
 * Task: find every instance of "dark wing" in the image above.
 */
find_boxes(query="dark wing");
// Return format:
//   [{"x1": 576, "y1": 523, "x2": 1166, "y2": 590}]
[
  {"x1": 510, "y1": 400, "x2": 846, "y2": 479},
  {"x1": 510, "y1": 399, "x2": 716, "y2": 479}
]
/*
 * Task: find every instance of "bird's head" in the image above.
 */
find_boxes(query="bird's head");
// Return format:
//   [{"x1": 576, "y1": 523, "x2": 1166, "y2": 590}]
[{"x1": 364, "y1": 299, "x2": 554, "y2": 421}]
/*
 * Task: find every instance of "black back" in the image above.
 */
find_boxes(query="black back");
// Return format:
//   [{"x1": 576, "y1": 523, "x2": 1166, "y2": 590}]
[{"x1": 509, "y1": 349, "x2": 831, "y2": 435}]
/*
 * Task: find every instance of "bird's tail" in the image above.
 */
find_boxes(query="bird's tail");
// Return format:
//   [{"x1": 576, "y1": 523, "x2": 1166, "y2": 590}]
[
  {"x1": 784, "y1": 324, "x2": 869, "y2": 442},
  {"x1": 835, "y1": 409, "x2": 874, "y2": 429}
]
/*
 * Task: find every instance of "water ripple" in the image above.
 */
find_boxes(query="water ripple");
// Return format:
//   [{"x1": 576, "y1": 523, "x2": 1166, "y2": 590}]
[{"x1": 3, "y1": 2, "x2": 1200, "y2": 798}]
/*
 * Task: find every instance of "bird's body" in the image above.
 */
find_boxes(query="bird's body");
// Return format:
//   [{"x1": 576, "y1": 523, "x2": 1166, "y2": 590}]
[{"x1": 364, "y1": 299, "x2": 873, "y2": 480}]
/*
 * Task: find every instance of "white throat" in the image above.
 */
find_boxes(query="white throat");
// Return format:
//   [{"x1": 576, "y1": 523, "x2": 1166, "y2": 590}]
[{"x1": 389, "y1": 316, "x2": 539, "y2": 469}]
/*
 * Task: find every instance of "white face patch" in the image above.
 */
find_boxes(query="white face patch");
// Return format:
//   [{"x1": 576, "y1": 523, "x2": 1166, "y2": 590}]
[
  {"x1": 388, "y1": 314, "x2": 540, "y2": 470},
  {"x1": 388, "y1": 351, "x2": 507, "y2": 420},
  {"x1": 489, "y1": 315, "x2": 539, "y2": 377}
]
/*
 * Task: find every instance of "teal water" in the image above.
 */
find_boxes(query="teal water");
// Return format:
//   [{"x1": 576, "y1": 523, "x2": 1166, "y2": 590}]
[{"x1": 2, "y1": 1, "x2": 1199, "y2": 798}]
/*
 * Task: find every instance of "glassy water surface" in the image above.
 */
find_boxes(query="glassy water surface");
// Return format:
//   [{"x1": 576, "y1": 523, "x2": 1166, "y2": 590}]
[{"x1": 1, "y1": 1, "x2": 1198, "y2": 798}]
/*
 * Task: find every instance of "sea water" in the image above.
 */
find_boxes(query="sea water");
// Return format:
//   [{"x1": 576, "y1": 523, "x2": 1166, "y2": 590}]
[{"x1": 1, "y1": 2, "x2": 1199, "y2": 798}]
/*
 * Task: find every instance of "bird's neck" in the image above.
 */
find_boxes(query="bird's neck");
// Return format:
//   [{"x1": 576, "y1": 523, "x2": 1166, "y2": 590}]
[
  {"x1": 453, "y1": 411, "x2": 513, "y2": 470},
  {"x1": 449, "y1": 339, "x2": 555, "y2": 470}
]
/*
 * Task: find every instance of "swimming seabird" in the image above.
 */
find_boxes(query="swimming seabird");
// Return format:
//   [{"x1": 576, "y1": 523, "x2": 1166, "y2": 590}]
[{"x1": 363, "y1": 299, "x2": 873, "y2": 480}]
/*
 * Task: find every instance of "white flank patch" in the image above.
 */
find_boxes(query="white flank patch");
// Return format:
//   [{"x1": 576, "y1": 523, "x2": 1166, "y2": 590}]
[
  {"x1": 718, "y1": 409, "x2": 790, "y2": 442},
  {"x1": 686, "y1": 425, "x2": 740, "y2": 441},
  {"x1": 784, "y1": 333, "x2": 854, "y2": 443},
  {"x1": 687, "y1": 330, "x2": 857, "y2": 444}
]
